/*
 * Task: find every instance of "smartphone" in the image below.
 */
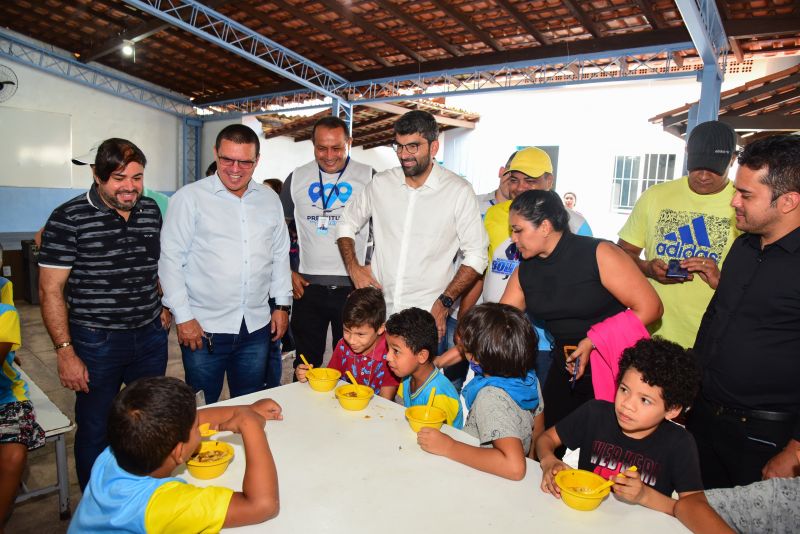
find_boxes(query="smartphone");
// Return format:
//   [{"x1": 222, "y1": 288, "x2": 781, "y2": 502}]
[
  {"x1": 666, "y1": 259, "x2": 689, "y2": 279},
  {"x1": 563, "y1": 345, "x2": 579, "y2": 387}
]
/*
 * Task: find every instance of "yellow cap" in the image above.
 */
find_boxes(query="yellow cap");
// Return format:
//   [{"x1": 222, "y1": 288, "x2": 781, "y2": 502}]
[{"x1": 505, "y1": 147, "x2": 553, "y2": 178}]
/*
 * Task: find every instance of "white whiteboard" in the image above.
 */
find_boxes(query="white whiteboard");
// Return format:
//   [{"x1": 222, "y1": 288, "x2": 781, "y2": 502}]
[{"x1": 0, "y1": 106, "x2": 71, "y2": 188}]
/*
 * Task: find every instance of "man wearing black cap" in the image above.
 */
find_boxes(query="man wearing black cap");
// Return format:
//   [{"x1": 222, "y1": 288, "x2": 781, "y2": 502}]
[{"x1": 617, "y1": 121, "x2": 740, "y2": 348}]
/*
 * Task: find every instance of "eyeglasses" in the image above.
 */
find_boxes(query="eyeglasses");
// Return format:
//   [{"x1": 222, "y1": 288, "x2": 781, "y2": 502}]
[
  {"x1": 218, "y1": 156, "x2": 256, "y2": 169},
  {"x1": 391, "y1": 141, "x2": 428, "y2": 155}
]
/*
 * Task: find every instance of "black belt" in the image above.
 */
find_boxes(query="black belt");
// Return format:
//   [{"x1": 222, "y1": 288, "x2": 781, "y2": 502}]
[{"x1": 701, "y1": 397, "x2": 796, "y2": 424}]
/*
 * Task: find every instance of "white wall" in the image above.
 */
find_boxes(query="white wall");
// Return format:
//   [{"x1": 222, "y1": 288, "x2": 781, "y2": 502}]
[{"x1": 0, "y1": 59, "x2": 182, "y2": 191}]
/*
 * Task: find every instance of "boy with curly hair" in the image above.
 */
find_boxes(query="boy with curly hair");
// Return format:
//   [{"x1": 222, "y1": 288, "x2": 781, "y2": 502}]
[{"x1": 537, "y1": 338, "x2": 704, "y2": 515}]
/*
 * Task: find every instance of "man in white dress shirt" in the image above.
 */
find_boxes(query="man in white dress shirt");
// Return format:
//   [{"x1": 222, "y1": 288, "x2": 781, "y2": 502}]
[
  {"x1": 336, "y1": 110, "x2": 488, "y2": 340},
  {"x1": 159, "y1": 124, "x2": 292, "y2": 403}
]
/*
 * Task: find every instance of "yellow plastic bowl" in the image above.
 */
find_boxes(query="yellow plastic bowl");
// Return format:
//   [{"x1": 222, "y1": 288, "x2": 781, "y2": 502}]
[
  {"x1": 335, "y1": 384, "x2": 374, "y2": 411},
  {"x1": 554, "y1": 469, "x2": 611, "y2": 511},
  {"x1": 307, "y1": 368, "x2": 342, "y2": 392},
  {"x1": 198, "y1": 422, "x2": 216, "y2": 438},
  {"x1": 186, "y1": 441, "x2": 234, "y2": 480},
  {"x1": 405, "y1": 405, "x2": 447, "y2": 432}
]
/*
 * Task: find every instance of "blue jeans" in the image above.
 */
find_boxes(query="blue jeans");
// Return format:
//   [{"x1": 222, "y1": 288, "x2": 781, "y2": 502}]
[
  {"x1": 181, "y1": 319, "x2": 269, "y2": 405},
  {"x1": 71, "y1": 317, "x2": 168, "y2": 490},
  {"x1": 265, "y1": 300, "x2": 282, "y2": 389},
  {"x1": 439, "y1": 316, "x2": 468, "y2": 392}
]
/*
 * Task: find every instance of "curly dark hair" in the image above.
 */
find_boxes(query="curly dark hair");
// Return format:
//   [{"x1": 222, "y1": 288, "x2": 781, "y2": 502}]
[
  {"x1": 456, "y1": 303, "x2": 537, "y2": 378},
  {"x1": 107, "y1": 376, "x2": 196, "y2": 475},
  {"x1": 394, "y1": 110, "x2": 439, "y2": 142},
  {"x1": 617, "y1": 338, "x2": 700, "y2": 412},
  {"x1": 384, "y1": 307, "x2": 437, "y2": 361}
]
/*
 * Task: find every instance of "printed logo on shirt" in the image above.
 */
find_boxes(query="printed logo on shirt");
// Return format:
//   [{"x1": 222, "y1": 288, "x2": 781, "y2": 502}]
[
  {"x1": 491, "y1": 241, "x2": 520, "y2": 278},
  {"x1": 307, "y1": 181, "x2": 353, "y2": 207},
  {"x1": 653, "y1": 210, "x2": 732, "y2": 262},
  {"x1": 590, "y1": 440, "x2": 661, "y2": 487}
]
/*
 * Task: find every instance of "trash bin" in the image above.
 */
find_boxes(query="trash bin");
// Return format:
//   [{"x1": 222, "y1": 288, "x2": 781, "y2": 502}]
[{"x1": 21, "y1": 240, "x2": 39, "y2": 304}]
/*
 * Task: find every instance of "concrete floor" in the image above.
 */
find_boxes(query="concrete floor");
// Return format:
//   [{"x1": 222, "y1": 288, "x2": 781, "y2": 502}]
[{"x1": 7, "y1": 301, "x2": 303, "y2": 533}]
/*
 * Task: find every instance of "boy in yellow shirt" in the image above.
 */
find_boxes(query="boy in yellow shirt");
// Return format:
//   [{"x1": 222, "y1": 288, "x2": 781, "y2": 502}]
[{"x1": 70, "y1": 376, "x2": 282, "y2": 532}]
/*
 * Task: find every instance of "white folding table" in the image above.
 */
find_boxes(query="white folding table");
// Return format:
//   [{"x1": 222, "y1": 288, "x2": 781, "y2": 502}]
[
  {"x1": 179, "y1": 381, "x2": 689, "y2": 533},
  {"x1": 15, "y1": 368, "x2": 74, "y2": 519}
]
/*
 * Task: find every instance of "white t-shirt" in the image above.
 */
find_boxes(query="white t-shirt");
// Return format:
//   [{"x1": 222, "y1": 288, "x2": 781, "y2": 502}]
[{"x1": 286, "y1": 159, "x2": 373, "y2": 277}]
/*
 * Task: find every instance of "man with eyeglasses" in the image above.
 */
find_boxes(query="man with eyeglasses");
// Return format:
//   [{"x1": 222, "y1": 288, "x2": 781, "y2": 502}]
[
  {"x1": 159, "y1": 124, "x2": 291, "y2": 404},
  {"x1": 280, "y1": 116, "x2": 374, "y2": 374},
  {"x1": 336, "y1": 110, "x2": 488, "y2": 342}
]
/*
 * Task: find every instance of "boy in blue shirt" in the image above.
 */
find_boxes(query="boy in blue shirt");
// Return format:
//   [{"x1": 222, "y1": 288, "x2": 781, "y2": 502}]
[
  {"x1": 70, "y1": 376, "x2": 282, "y2": 533},
  {"x1": 385, "y1": 308, "x2": 463, "y2": 428}
]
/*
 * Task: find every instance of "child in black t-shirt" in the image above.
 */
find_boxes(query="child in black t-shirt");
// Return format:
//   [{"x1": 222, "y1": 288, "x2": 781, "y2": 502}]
[{"x1": 536, "y1": 338, "x2": 703, "y2": 515}]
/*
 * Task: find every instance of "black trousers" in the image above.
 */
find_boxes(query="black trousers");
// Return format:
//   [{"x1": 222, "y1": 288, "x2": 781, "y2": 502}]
[
  {"x1": 686, "y1": 396, "x2": 795, "y2": 489},
  {"x1": 543, "y1": 348, "x2": 595, "y2": 429},
  {"x1": 291, "y1": 284, "x2": 351, "y2": 369}
]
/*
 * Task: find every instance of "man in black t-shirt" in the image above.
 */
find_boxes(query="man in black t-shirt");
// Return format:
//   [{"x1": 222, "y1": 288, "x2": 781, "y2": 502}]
[
  {"x1": 38, "y1": 139, "x2": 170, "y2": 490},
  {"x1": 537, "y1": 339, "x2": 703, "y2": 515},
  {"x1": 689, "y1": 134, "x2": 800, "y2": 489}
]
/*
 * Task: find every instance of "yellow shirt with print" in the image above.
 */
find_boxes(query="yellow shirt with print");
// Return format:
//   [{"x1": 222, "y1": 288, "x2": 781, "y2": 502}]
[{"x1": 618, "y1": 176, "x2": 740, "y2": 348}]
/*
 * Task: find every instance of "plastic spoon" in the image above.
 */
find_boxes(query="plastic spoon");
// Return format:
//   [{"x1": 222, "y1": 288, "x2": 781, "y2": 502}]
[
  {"x1": 585, "y1": 465, "x2": 638, "y2": 495},
  {"x1": 345, "y1": 370, "x2": 360, "y2": 394},
  {"x1": 424, "y1": 387, "x2": 436, "y2": 418},
  {"x1": 299, "y1": 353, "x2": 313, "y2": 369}
]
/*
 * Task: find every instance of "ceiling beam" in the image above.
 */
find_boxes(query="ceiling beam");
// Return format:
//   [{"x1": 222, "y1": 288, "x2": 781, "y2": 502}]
[
  {"x1": 427, "y1": 0, "x2": 505, "y2": 52},
  {"x1": 632, "y1": 0, "x2": 667, "y2": 30},
  {"x1": 723, "y1": 17, "x2": 800, "y2": 38},
  {"x1": 315, "y1": 0, "x2": 425, "y2": 63},
  {"x1": 373, "y1": 0, "x2": 464, "y2": 57},
  {"x1": 728, "y1": 37, "x2": 744, "y2": 63},
  {"x1": 561, "y1": 0, "x2": 602, "y2": 38},
  {"x1": 726, "y1": 91, "x2": 800, "y2": 116},
  {"x1": 81, "y1": 0, "x2": 231, "y2": 62},
  {"x1": 719, "y1": 115, "x2": 800, "y2": 130},
  {"x1": 494, "y1": 0, "x2": 551, "y2": 46},
  {"x1": 121, "y1": 0, "x2": 348, "y2": 100},
  {"x1": 361, "y1": 102, "x2": 476, "y2": 128},
  {"x1": 269, "y1": 0, "x2": 391, "y2": 68},
  {"x1": 234, "y1": 2, "x2": 362, "y2": 72}
]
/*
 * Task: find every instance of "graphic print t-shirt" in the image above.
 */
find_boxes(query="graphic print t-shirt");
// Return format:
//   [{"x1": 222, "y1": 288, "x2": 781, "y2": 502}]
[
  {"x1": 618, "y1": 176, "x2": 739, "y2": 348},
  {"x1": 556, "y1": 400, "x2": 703, "y2": 497},
  {"x1": 285, "y1": 159, "x2": 373, "y2": 277}
]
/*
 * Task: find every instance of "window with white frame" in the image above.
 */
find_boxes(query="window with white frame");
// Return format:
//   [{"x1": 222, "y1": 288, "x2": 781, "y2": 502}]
[{"x1": 611, "y1": 153, "x2": 678, "y2": 211}]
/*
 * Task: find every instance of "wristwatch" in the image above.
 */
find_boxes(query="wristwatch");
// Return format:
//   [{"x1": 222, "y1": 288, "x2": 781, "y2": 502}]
[
  {"x1": 437, "y1": 293, "x2": 454, "y2": 309},
  {"x1": 275, "y1": 305, "x2": 291, "y2": 313}
]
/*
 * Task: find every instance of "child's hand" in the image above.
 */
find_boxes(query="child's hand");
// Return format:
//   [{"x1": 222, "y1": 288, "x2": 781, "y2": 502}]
[
  {"x1": 539, "y1": 456, "x2": 569, "y2": 497},
  {"x1": 218, "y1": 407, "x2": 267, "y2": 435},
  {"x1": 417, "y1": 427, "x2": 454, "y2": 456},
  {"x1": 295, "y1": 364, "x2": 310, "y2": 382},
  {"x1": 251, "y1": 398, "x2": 283, "y2": 421},
  {"x1": 611, "y1": 467, "x2": 646, "y2": 504}
]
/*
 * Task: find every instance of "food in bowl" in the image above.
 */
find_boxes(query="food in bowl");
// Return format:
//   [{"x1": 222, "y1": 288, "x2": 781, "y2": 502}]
[
  {"x1": 186, "y1": 441, "x2": 234, "y2": 480},
  {"x1": 554, "y1": 469, "x2": 611, "y2": 511},
  {"x1": 193, "y1": 449, "x2": 227, "y2": 463},
  {"x1": 335, "y1": 384, "x2": 374, "y2": 411}
]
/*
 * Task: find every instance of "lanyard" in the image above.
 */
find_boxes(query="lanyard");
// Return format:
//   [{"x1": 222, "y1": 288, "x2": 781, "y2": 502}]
[{"x1": 318, "y1": 156, "x2": 350, "y2": 211}]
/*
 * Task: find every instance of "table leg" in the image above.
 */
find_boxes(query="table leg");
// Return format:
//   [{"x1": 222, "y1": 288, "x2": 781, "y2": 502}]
[{"x1": 55, "y1": 434, "x2": 72, "y2": 520}]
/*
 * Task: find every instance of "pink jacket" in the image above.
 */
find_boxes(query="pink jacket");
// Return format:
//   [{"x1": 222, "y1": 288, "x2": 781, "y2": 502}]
[{"x1": 587, "y1": 310, "x2": 650, "y2": 402}]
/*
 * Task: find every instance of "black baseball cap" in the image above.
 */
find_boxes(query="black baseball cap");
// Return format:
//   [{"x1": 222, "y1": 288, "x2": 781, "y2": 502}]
[{"x1": 686, "y1": 121, "x2": 737, "y2": 176}]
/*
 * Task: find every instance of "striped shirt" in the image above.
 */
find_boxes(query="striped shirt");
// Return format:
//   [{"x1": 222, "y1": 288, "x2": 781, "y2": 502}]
[{"x1": 38, "y1": 186, "x2": 162, "y2": 329}]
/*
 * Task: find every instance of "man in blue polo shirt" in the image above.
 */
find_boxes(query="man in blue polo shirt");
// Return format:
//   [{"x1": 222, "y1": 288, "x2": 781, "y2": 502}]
[{"x1": 38, "y1": 138, "x2": 170, "y2": 490}]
